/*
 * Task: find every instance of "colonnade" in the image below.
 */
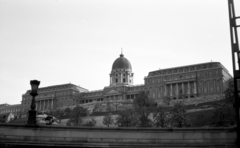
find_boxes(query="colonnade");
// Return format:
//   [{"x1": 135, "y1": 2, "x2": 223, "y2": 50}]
[
  {"x1": 167, "y1": 81, "x2": 196, "y2": 97},
  {"x1": 126, "y1": 94, "x2": 137, "y2": 100},
  {"x1": 36, "y1": 99, "x2": 54, "y2": 111},
  {"x1": 106, "y1": 95, "x2": 123, "y2": 101},
  {"x1": 155, "y1": 81, "x2": 197, "y2": 99}
]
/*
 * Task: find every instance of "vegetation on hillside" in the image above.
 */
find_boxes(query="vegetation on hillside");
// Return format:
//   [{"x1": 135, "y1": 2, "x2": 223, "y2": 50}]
[
  {"x1": 133, "y1": 91, "x2": 156, "y2": 127},
  {"x1": 66, "y1": 105, "x2": 88, "y2": 126},
  {"x1": 209, "y1": 79, "x2": 236, "y2": 127},
  {"x1": 11, "y1": 79, "x2": 237, "y2": 127},
  {"x1": 102, "y1": 113, "x2": 114, "y2": 127},
  {"x1": 169, "y1": 102, "x2": 191, "y2": 127},
  {"x1": 153, "y1": 106, "x2": 169, "y2": 128},
  {"x1": 115, "y1": 108, "x2": 138, "y2": 127}
]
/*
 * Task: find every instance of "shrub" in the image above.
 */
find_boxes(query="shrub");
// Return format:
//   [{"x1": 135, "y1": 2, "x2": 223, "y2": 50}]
[
  {"x1": 103, "y1": 113, "x2": 114, "y2": 127},
  {"x1": 82, "y1": 118, "x2": 97, "y2": 126},
  {"x1": 115, "y1": 108, "x2": 139, "y2": 127}
]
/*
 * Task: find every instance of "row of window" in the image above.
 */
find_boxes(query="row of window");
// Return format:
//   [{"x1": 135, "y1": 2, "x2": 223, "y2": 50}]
[
  {"x1": 22, "y1": 91, "x2": 77, "y2": 101},
  {"x1": 146, "y1": 74, "x2": 195, "y2": 85},
  {"x1": 79, "y1": 95, "x2": 126, "y2": 104},
  {"x1": 128, "y1": 87, "x2": 144, "y2": 91},
  {"x1": 115, "y1": 74, "x2": 126, "y2": 77},
  {"x1": 112, "y1": 69, "x2": 130, "y2": 72},
  {"x1": 78, "y1": 98, "x2": 104, "y2": 104},
  {"x1": 0, "y1": 109, "x2": 21, "y2": 114},
  {"x1": 84, "y1": 92, "x2": 103, "y2": 97},
  {"x1": 37, "y1": 85, "x2": 73, "y2": 92},
  {"x1": 147, "y1": 79, "x2": 222, "y2": 99},
  {"x1": 146, "y1": 70, "x2": 221, "y2": 85},
  {"x1": 198, "y1": 80, "x2": 222, "y2": 94},
  {"x1": 149, "y1": 63, "x2": 219, "y2": 77},
  {"x1": 116, "y1": 78, "x2": 127, "y2": 83}
]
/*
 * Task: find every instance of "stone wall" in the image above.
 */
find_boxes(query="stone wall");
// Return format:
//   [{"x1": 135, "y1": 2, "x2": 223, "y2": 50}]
[
  {"x1": 170, "y1": 94, "x2": 224, "y2": 106},
  {"x1": 0, "y1": 124, "x2": 237, "y2": 147}
]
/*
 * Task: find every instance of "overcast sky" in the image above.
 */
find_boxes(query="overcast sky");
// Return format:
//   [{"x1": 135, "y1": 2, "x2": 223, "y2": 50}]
[{"x1": 0, "y1": 0, "x2": 239, "y2": 105}]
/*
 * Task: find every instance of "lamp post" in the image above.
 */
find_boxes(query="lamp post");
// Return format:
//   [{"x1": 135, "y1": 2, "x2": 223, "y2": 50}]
[{"x1": 27, "y1": 80, "x2": 40, "y2": 125}]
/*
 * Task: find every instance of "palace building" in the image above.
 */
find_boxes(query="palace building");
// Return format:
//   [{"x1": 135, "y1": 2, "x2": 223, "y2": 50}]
[
  {"x1": 21, "y1": 84, "x2": 88, "y2": 112},
  {"x1": 0, "y1": 104, "x2": 22, "y2": 115},
  {"x1": 145, "y1": 62, "x2": 232, "y2": 105},
  {"x1": 20, "y1": 53, "x2": 232, "y2": 112}
]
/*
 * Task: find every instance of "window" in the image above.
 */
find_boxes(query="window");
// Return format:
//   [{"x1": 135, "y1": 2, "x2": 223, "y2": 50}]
[
  {"x1": 123, "y1": 78, "x2": 125, "y2": 82},
  {"x1": 116, "y1": 79, "x2": 118, "y2": 83}
]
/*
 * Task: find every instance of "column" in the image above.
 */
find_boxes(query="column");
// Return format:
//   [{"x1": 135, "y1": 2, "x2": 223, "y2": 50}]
[
  {"x1": 110, "y1": 76, "x2": 112, "y2": 85},
  {"x1": 170, "y1": 84, "x2": 173, "y2": 97},
  {"x1": 194, "y1": 81, "x2": 197, "y2": 94},
  {"x1": 176, "y1": 83, "x2": 178, "y2": 96},
  {"x1": 52, "y1": 99, "x2": 53, "y2": 109},
  {"x1": 132, "y1": 73, "x2": 134, "y2": 84},
  {"x1": 120, "y1": 73, "x2": 122, "y2": 83},
  {"x1": 39, "y1": 101, "x2": 41, "y2": 111},
  {"x1": 188, "y1": 82, "x2": 190, "y2": 94},
  {"x1": 165, "y1": 85, "x2": 167, "y2": 96},
  {"x1": 213, "y1": 80, "x2": 216, "y2": 92},
  {"x1": 45, "y1": 100, "x2": 48, "y2": 110},
  {"x1": 207, "y1": 80, "x2": 209, "y2": 93},
  {"x1": 47, "y1": 100, "x2": 50, "y2": 110},
  {"x1": 182, "y1": 83, "x2": 184, "y2": 95},
  {"x1": 161, "y1": 87, "x2": 163, "y2": 97},
  {"x1": 43, "y1": 100, "x2": 45, "y2": 111}
]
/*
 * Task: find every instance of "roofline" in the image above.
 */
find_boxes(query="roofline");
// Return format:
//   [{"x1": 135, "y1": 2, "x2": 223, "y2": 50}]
[
  {"x1": 3, "y1": 104, "x2": 22, "y2": 107},
  {"x1": 149, "y1": 62, "x2": 221, "y2": 73},
  {"x1": 37, "y1": 83, "x2": 86, "y2": 90},
  {"x1": 23, "y1": 83, "x2": 88, "y2": 95}
]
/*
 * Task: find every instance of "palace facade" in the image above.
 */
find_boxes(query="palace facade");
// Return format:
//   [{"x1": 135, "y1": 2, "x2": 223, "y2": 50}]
[
  {"x1": 20, "y1": 53, "x2": 232, "y2": 112},
  {"x1": 0, "y1": 104, "x2": 22, "y2": 115},
  {"x1": 145, "y1": 62, "x2": 232, "y2": 101},
  {"x1": 21, "y1": 84, "x2": 88, "y2": 112}
]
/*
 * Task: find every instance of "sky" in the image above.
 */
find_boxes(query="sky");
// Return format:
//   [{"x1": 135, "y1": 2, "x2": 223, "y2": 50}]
[{"x1": 0, "y1": 0, "x2": 239, "y2": 105}]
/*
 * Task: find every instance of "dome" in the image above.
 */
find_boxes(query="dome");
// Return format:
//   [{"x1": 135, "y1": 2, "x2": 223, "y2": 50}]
[{"x1": 112, "y1": 54, "x2": 132, "y2": 71}]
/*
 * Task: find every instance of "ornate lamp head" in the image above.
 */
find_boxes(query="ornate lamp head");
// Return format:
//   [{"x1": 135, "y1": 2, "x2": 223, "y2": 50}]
[{"x1": 30, "y1": 80, "x2": 40, "y2": 95}]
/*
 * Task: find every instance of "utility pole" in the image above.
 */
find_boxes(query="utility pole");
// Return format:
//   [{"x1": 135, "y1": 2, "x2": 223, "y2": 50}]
[{"x1": 228, "y1": 0, "x2": 240, "y2": 145}]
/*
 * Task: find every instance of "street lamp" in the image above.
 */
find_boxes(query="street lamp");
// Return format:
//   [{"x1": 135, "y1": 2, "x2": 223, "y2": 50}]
[{"x1": 27, "y1": 80, "x2": 40, "y2": 125}]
